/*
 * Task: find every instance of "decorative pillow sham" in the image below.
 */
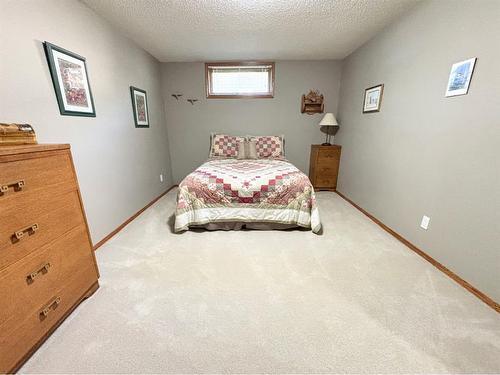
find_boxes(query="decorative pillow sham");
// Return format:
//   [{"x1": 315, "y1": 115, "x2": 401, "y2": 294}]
[
  {"x1": 246, "y1": 141, "x2": 258, "y2": 159},
  {"x1": 236, "y1": 142, "x2": 245, "y2": 159},
  {"x1": 247, "y1": 135, "x2": 285, "y2": 158},
  {"x1": 236, "y1": 141, "x2": 258, "y2": 160},
  {"x1": 209, "y1": 133, "x2": 245, "y2": 157}
]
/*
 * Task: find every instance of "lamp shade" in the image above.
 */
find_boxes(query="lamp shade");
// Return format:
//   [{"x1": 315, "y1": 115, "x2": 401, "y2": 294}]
[{"x1": 318, "y1": 113, "x2": 339, "y2": 126}]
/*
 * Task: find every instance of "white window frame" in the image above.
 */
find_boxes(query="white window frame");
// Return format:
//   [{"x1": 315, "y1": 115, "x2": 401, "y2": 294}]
[{"x1": 205, "y1": 61, "x2": 275, "y2": 99}]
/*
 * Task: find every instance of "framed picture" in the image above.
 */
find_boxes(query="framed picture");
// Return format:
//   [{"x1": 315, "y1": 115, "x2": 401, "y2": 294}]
[
  {"x1": 43, "y1": 42, "x2": 96, "y2": 117},
  {"x1": 363, "y1": 84, "x2": 384, "y2": 113},
  {"x1": 445, "y1": 58, "x2": 476, "y2": 97},
  {"x1": 130, "y1": 86, "x2": 149, "y2": 128}
]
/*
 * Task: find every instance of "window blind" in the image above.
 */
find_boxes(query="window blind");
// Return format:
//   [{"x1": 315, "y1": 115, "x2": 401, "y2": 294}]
[{"x1": 206, "y1": 63, "x2": 274, "y2": 97}]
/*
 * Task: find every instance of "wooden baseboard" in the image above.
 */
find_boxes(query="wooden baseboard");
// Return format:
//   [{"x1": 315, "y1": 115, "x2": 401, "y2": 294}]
[
  {"x1": 93, "y1": 185, "x2": 177, "y2": 251},
  {"x1": 336, "y1": 191, "x2": 499, "y2": 313}
]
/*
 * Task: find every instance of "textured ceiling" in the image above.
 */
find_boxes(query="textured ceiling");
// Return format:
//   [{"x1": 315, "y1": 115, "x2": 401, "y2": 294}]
[{"x1": 81, "y1": 0, "x2": 419, "y2": 62}]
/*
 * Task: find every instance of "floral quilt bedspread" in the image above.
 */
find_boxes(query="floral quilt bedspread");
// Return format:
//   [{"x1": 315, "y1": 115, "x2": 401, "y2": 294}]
[{"x1": 174, "y1": 158, "x2": 321, "y2": 233}]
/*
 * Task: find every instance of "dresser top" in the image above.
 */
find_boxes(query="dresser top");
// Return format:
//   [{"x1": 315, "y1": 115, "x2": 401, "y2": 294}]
[
  {"x1": 0, "y1": 144, "x2": 70, "y2": 157},
  {"x1": 312, "y1": 144, "x2": 341, "y2": 149}
]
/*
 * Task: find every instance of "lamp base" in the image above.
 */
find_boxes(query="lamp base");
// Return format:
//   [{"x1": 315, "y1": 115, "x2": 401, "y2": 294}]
[{"x1": 322, "y1": 131, "x2": 335, "y2": 146}]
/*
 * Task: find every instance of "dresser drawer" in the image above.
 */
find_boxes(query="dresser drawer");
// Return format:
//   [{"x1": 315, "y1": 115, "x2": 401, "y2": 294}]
[
  {"x1": 0, "y1": 257, "x2": 97, "y2": 372},
  {"x1": 0, "y1": 152, "x2": 75, "y2": 200},
  {"x1": 317, "y1": 148, "x2": 339, "y2": 162},
  {"x1": 0, "y1": 190, "x2": 85, "y2": 270},
  {"x1": 316, "y1": 165, "x2": 337, "y2": 176},
  {"x1": 0, "y1": 225, "x2": 96, "y2": 329},
  {"x1": 315, "y1": 175, "x2": 336, "y2": 188}
]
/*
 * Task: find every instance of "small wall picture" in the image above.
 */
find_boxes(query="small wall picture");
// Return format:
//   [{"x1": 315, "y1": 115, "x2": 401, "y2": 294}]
[
  {"x1": 130, "y1": 86, "x2": 149, "y2": 128},
  {"x1": 44, "y1": 42, "x2": 96, "y2": 117},
  {"x1": 445, "y1": 58, "x2": 477, "y2": 97},
  {"x1": 363, "y1": 84, "x2": 384, "y2": 113}
]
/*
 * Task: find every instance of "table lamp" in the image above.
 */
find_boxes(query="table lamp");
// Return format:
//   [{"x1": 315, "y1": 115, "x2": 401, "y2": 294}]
[{"x1": 318, "y1": 113, "x2": 339, "y2": 145}]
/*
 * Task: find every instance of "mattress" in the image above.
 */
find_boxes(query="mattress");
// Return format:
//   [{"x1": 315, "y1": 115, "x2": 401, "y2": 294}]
[{"x1": 174, "y1": 158, "x2": 321, "y2": 233}]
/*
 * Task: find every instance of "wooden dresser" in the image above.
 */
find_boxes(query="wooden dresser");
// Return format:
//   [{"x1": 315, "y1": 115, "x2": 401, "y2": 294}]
[
  {"x1": 309, "y1": 144, "x2": 341, "y2": 191},
  {"x1": 0, "y1": 144, "x2": 99, "y2": 373}
]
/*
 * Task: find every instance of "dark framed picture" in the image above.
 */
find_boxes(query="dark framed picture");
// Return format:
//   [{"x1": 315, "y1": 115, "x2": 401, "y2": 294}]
[
  {"x1": 445, "y1": 58, "x2": 476, "y2": 97},
  {"x1": 43, "y1": 42, "x2": 96, "y2": 117},
  {"x1": 363, "y1": 84, "x2": 384, "y2": 113},
  {"x1": 130, "y1": 86, "x2": 149, "y2": 128}
]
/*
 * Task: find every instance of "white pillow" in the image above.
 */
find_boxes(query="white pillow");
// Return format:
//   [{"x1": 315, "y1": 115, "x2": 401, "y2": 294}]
[{"x1": 236, "y1": 141, "x2": 258, "y2": 160}]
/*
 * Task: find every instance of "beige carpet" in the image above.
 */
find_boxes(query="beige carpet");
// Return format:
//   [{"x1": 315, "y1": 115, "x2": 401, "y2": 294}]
[{"x1": 20, "y1": 189, "x2": 500, "y2": 373}]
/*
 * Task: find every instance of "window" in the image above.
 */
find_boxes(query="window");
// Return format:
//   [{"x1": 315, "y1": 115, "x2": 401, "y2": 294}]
[{"x1": 205, "y1": 62, "x2": 275, "y2": 99}]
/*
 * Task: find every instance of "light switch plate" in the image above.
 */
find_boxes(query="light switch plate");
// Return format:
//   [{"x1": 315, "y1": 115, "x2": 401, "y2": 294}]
[
  {"x1": 160, "y1": 174, "x2": 164, "y2": 182},
  {"x1": 420, "y1": 215, "x2": 430, "y2": 230}
]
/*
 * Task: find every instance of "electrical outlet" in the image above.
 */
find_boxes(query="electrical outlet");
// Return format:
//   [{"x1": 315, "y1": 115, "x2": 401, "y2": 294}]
[
  {"x1": 160, "y1": 174, "x2": 164, "y2": 183},
  {"x1": 420, "y1": 215, "x2": 430, "y2": 230}
]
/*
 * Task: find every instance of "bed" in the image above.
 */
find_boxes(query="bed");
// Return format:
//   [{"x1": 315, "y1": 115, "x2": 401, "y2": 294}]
[{"x1": 174, "y1": 157, "x2": 321, "y2": 233}]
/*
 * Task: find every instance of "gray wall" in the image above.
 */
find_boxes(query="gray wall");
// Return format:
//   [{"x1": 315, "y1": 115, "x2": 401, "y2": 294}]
[
  {"x1": 161, "y1": 61, "x2": 342, "y2": 182},
  {"x1": 0, "y1": 0, "x2": 173, "y2": 243},
  {"x1": 336, "y1": 0, "x2": 500, "y2": 301}
]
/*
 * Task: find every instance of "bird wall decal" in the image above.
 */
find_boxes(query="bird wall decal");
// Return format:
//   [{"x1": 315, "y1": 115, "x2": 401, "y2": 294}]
[
  {"x1": 187, "y1": 99, "x2": 198, "y2": 105},
  {"x1": 171, "y1": 94, "x2": 183, "y2": 100}
]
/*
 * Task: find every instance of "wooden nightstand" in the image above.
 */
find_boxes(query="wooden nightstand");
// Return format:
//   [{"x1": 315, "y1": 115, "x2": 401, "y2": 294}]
[{"x1": 309, "y1": 144, "x2": 341, "y2": 191}]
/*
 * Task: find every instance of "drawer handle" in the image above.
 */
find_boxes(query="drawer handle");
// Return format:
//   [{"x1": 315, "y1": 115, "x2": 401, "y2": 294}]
[
  {"x1": 0, "y1": 179, "x2": 25, "y2": 193},
  {"x1": 27, "y1": 262, "x2": 51, "y2": 284},
  {"x1": 13, "y1": 223, "x2": 39, "y2": 241},
  {"x1": 40, "y1": 296, "x2": 61, "y2": 318}
]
